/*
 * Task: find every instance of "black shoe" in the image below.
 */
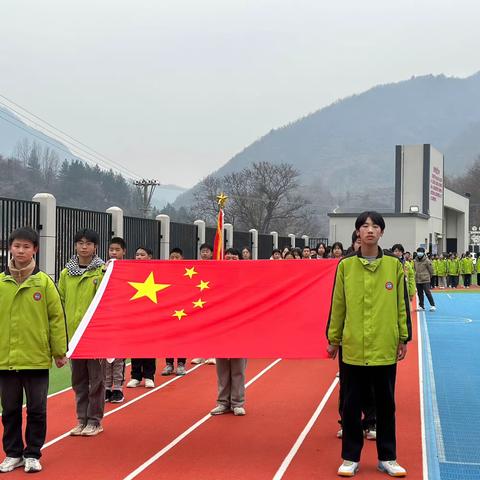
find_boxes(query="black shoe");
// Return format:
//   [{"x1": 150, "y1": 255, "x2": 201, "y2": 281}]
[
  {"x1": 110, "y1": 390, "x2": 124, "y2": 403},
  {"x1": 105, "y1": 389, "x2": 112, "y2": 402}
]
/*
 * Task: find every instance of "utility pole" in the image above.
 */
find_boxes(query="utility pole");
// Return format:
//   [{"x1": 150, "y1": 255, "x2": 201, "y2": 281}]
[{"x1": 134, "y1": 179, "x2": 160, "y2": 218}]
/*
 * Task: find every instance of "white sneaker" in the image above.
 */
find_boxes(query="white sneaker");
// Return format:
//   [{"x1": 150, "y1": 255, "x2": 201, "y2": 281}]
[
  {"x1": 336, "y1": 428, "x2": 343, "y2": 438},
  {"x1": 81, "y1": 424, "x2": 104, "y2": 436},
  {"x1": 338, "y1": 460, "x2": 359, "y2": 476},
  {"x1": 233, "y1": 407, "x2": 246, "y2": 416},
  {"x1": 69, "y1": 423, "x2": 86, "y2": 436},
  {"x1": 378, "y1": 460, "x2": 407, "y2": 476},
  {"x1": 145, "y1": 378, "x2": 155, "y2": 388},
  {"x1": 126, "y1": 379, "x2": 141, "y2": 388},
  {"x1": 24, "y1": 457, "x2": 42, "y2": 473},
  {"x1": 210, "y1": 405, "x2": 230, "y2": 415},
  {"x1": 417, "y1": 307, "x2": 425, "y2": 311},
  {"x1": 364, "y1": 427, "x2": 376, "y2": 440},
  {"x1": 429, "y1": 306, "x2": 436, "y2": 312},
  {"x1": 190, "y1": 358, "x2": 204, "y2": 364},
  {"x1": 205, "y1": 358, "x2": 216, "y2": 365},
  {"x1": 0, "y1": 457, "x2": 24, "y2": 473}
]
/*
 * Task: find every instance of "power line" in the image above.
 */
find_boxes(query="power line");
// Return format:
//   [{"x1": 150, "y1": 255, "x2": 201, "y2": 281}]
[{"x1": 0, "y1": 95, "x2": 141, "y2": 179}]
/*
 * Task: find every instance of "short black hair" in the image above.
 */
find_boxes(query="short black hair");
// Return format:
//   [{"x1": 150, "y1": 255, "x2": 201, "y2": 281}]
[
  {"x1": 74, "y1": 229, "x2": 99, "y2": 245},
  {"x1": 302, "y1": 245, "x2": 311, "y2": 250},
  {"x1": 109, "y1": 237, "x2": 126, "y2": 250},
  {"x1": 136, "y1": 246, "x2": 153, "y2": 256},
  {"x1": 170, "y1": 247, "x2": 184, "y2": 256},
  {"x1": 355, "y1": 211, "x2": 385, "y2": 231},
  {"x1": 225, "y1": 248, "x2": 241, "y2": 257},
  {"x1": 200, "y1": 243, "x2": 213, "y2": 252},
  {"x1": 351, "y1": 230, "x2": 360, "y2": 246},
  {"x1": 417, "y1": 247, "x2": 425, "y2": 253},
  {"x1": 392, "y1": 243, "x2": 405, "y2": 253},
  {"x1": 331, "y1": 241, "x2": 344, "y2": 253},
  {"x1": 8, "y1": 227, "x2": 39, "y2": 248},
  {"x1": 272, "y1": 248, "x2": 281, "y2": 255}
]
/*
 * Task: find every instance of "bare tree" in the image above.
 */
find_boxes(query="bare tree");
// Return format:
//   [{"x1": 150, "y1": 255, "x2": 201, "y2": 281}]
[
  {"x1": 190, "y1": 174, "x2": 225, "y2": 224},
  {"x1": 41, "y1": 147, "x2": 59, "y2": 188}
]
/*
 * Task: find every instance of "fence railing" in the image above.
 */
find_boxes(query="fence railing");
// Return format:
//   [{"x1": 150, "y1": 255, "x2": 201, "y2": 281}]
[
  {"x1": 0, "y1": 197, "x2": 40, "y2": 273},
  {"x1": 233, "y1": 230, "x2": 251, "y2": 253},
  {"x1": 55, "y1": 206, "x2": 112, "y2": 280},
  {"x1": 123, "y1": 216, "x2": 161, "y2": 260},
  {"x1": 309, "y1": 237, "x2": 329, "y2": 249},
  {"x1": 170, "y1": 222, "x2": 198, "y2": 260}
]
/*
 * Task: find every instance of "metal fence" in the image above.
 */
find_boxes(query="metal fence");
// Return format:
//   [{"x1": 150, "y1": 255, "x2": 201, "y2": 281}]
[
  {"x1": 295, "y1": 237, "x2": 306, "y2": 249},
  {"x1": 170, "y1": 222, "x2": 198, "y2": 259},
  {"x1": 123, "y1": 216, "x2": 161, "y2": 260},
  {"x1": 205, "y1": 227, "x2": 217, "y2": 249},
  {"x1": 233, "y1": 230, "x2": 251, "y2": 252},
  {"x1": 55, "y1": 206, "x2": 112, "y2": 280},
  {"x1": 309, "y1": 237, "x2": 329, "y2": 249},
  {"x1": 278, "y1": 236, "x2": 292, "y2": 251},
  {"x1": 0, "y1": 197, "x2": 40, "y2": 273},
  {"x1": 258, "y1": 233, "x2": 274, "y2": 259}
]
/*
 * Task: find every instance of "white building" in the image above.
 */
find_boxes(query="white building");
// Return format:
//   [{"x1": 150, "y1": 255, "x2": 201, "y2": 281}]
[{"x1": 328, "y1": 144, "x2": 469, "y2": 254}]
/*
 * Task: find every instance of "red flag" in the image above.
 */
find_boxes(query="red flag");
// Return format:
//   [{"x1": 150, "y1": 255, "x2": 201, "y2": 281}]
[
  {"x1": 213, "y1": 209, "x2": 224, "y2": 260},
  {"x1": 68, "y1": 259, "x2": 338, "y2": 359}
]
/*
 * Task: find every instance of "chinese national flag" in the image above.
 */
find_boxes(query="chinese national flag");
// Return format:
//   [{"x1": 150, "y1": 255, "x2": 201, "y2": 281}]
[{"x1": 67, "y1": 259, "x2": 338, "y2": 359}]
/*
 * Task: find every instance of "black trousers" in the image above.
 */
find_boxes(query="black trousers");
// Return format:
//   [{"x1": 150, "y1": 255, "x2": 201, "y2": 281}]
[
  {"x1": 416, "y1": 283, "x2": 435, "y2": 308},
  {"x1": 131, "y1": 359, "x2": 156, "y2": 381},
  {"x1": 0, "y1": 370, "x2": 49, "y2": 459},
  {"x1": 464, "y1": 274, "x2": 472, "y2": 287},
  {"x1": 338, "y1": 349, "x2": 376, "y2": 430},
  {"x1": 430, "y1": 275, "x2": 438, "y2": 289},
  {"x1": 165, "y1": 358, "x2": 186, "y2": 365},
  {"x1": 449, "y1": 275, "x2": 459, "y2": 288},
  {"x1": 341, "y1": 362, "x2": 397, "y2": 462}
]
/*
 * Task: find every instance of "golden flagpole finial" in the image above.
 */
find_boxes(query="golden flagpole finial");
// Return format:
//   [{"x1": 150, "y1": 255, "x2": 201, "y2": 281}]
[{"x1": 216, "y1": 192, "x2": 229, "y2": 209}]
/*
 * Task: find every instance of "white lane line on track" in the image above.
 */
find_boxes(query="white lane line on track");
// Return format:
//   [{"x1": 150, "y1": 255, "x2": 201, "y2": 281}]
[
  {"x1": 123, "y1": 358, "x2": 283, "y2": 480},
  {"x1": 272, "y1": 376, "x2": 339, "y2": 480},
  {"x1": 417, "y1": 310, "x2": 429, "y2": 480},
  {"x1": 42, "y1": 363, "x2": 204, "y2": 450}
]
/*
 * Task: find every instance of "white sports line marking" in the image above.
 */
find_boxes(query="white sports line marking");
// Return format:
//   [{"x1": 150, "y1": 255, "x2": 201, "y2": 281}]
[
  {"x1": 123, "y1": 358, "x2": 283, "y2": 480},
  {"x1": 272, "y1": 376, "x2": 339, "y2": 480},
  {"x1": 42, "y1": 363, "x2": 204, "y2": 449},
  {"x1": 417, "y1": 310, "x2": 429, "y2": 480}
]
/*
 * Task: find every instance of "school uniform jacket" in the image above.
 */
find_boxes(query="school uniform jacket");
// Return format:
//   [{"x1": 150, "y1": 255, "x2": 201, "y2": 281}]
[
  {"x1": 326, "y1": 248, "x2": 412, "y2": 367},
  {"x1": 0, "y1": 266, "x2": 67, "y2": 370}
]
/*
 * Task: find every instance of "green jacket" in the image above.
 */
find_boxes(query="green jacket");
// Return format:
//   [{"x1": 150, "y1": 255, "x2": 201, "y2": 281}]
[
  {"x1": 432, "y1": 259, "x2": 438, "y2": 276},
  {"x1": 447, "y1": 258, "x2": 460, "y2": 276},
  {"x1": 436, "y1": 259, "x2": 447, "y2": 276},
  {"x1": 327, "y1": 248, "x2": 412, "y2": 366},
  {"x1": 461, "y1": 257, "x2": 474, "y2": 275},
  {"x1": 0, "y1": 267, "x2": 67, "y2": 370},
  {"x1": 405, "y1": 261, "x2": 416, "y2": 298},
  {"x1": 57, "y1": 266, "x2": 104, "y2": 338}
]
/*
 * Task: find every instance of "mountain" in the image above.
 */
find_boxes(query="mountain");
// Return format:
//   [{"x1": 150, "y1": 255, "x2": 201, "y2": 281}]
[
  {"x1": 175, "y1": 72, "x2": 480, "y2": 210},
  {"x1": 151, "y1": 184, "x2": 188, "y2": 209},
  {"x1": 0, "y1": 106, "x2": 79, "y2": 163}
]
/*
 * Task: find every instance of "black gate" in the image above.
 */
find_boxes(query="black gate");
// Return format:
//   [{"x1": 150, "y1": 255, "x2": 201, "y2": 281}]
[
  {"x1": 278, "y1": 236, "x2": 292, "y2": 251},
  {"x1": 233, "y1": 230, "x2": 251, "y2": 252},
  {"x1": 258, "y1": 233, "x2": 273, "y2": 259},
  {"x1": 309, "y1": 237, "x2": 329, "y2": 249},
  {"x1": 0, "y1": 197, "x2": 40, "y2": 273},
  {"x1": 170, "y1": 222, "x2": 198, "y2": 259},
  {"x1": 123, "y1": 216, "x2": 161, "y2": 260},
  {"x1": 55, "y1": 206, "x2": 112, "y2": 280}
]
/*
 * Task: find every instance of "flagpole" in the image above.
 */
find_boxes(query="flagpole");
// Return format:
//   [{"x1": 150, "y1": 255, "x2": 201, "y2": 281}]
[{"x1": 214, "y1": 192, "x2": 228, "y2": 260}]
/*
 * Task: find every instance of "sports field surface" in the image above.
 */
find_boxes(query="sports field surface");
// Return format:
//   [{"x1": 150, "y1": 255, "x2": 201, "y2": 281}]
[{"x1": 2, "y1": 291, "x2": 478, "y2": 479}]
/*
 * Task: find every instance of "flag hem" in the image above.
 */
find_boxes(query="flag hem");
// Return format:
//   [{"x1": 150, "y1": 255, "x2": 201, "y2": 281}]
[{"x1": 66, "y1": 260, "x2": 115, "y2": 358}]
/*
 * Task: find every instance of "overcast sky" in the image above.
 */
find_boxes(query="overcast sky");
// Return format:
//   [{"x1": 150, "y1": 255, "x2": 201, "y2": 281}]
[{"x1": 1, "y1": 0, "x2": 479, "y2": 187}]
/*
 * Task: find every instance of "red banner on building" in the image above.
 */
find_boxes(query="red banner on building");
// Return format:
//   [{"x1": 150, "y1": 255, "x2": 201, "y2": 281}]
[{"x1": 67, "y1": 259, "x2": 338, "y2": 359}]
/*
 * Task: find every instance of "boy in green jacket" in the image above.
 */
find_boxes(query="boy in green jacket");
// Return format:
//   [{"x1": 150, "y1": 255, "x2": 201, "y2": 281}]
[
  {"x1": 0, "y1": 228, "x2": 67, "y2": 474},
  {"x1": 327, "y1": 212, "x2": 411, "y2": 477},
  {"x1": 58, "y1": 229, "x2": 105, "y2": 437}
]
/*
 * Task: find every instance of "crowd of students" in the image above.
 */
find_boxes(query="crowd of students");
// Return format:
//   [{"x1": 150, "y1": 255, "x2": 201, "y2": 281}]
[{"x1": 0, "y1": 219, "x2": 470, "y2": 476}]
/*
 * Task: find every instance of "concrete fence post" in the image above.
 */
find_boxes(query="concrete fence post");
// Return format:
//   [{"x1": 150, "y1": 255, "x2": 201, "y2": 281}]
[
  {"x1": 249, "y1": 229, "x2": 259, "y2": 260},
  {"x1": 224, "y1": 223, "x2": 234, "y2": 249},
  {"x1": 288, "y1": 233, "x2": 296, "y2": 248},
  {"x1": 156, "y1": 214, "x2": 170, "y2": 259},
  {"x1": 194, "y1": 219, "x2": 206, "y2": 259},
  {"x1": 302, "y1": 235, "x2": 309, "y2": 249},
  {"x1": 106, "y1": 206, "x2": 124, "y2": 238},
  {"x1": 32, "y1": 193, "x2": 56, "y2": 279},
  {"x1": 270, "y1": 231, "x2": 278, "y2": 250}
]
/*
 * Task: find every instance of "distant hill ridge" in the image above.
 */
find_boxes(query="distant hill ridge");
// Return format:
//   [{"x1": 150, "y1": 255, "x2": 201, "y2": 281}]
[{"x1": 175, "y1": 71, "x2": 480, "y2": 209}]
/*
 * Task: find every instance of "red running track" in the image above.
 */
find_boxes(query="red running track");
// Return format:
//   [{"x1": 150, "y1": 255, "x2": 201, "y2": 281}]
[{"x1": 2, "y1": 316, "x2": 423, "y2": 479}]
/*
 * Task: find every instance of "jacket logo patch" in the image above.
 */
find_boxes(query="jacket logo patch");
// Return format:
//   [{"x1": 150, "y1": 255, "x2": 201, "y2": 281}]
[
  {"x1": 93, "y1": 279, "x2": 98, "y2": 285},
  {"x1": 385, "y1": 281, "x2": 393, "y2": 291},
  {"x1": 33, "y1": 292, "x2": 42, "y2": 301}
]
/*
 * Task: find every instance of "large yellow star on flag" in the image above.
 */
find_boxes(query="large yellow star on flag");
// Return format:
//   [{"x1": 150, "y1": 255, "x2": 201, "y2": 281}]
[
  {"x1": 173, "y1": 309, "x2": 187, "y2": 320},
  {"x1": 184, "y1": 267, "x2": 198, "y2": 279},
  {"x1": 128, "y1": 272, "x2": 171, "y2": 304},
  {"x1": 197, "y1": 280, "x2": 210, "y2": 291}
]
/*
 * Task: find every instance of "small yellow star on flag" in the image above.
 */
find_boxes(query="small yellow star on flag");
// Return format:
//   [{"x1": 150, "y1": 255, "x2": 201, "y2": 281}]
[
  {"x1": 128, "y1": 273, "x2": 171, "y2": 304},
  {"x1": 196, "y1": 280, "x2": 210, "y2": 291},
  {"x1": 173, "y1": 309, "x2": 187, "y2": 320},
  {"x1": 184, "y1": 267, "x2": 198, "y2": 279},
  {"x1": 193, "y1": 298, "x2": 206, "y2": 309}
]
